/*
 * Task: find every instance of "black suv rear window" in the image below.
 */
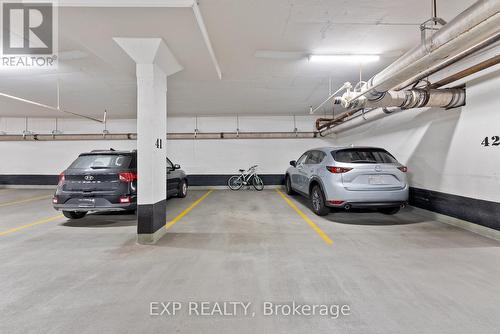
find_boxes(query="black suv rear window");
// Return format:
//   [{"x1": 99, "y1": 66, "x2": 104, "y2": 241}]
[
  {"x1": 69, "y1": 154, "x2": 133, "y2": 169},
  {"x1": 332, "y1": 148, "x2": 397, "y2": 164}
]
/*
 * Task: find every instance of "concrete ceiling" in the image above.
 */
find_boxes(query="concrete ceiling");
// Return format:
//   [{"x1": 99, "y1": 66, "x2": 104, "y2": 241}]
[{"x1": 0, "y1": 0, "x2": 476, "y2": 119}]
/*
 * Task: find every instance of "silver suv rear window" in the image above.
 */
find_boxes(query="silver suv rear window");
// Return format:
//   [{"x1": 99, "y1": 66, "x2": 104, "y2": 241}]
[
  {"x1": 69, "y1": 154, "x2": 133, "y2": 169},
  {"x1": 332, "y1": 148, "x2": 397, "y2": 164}
]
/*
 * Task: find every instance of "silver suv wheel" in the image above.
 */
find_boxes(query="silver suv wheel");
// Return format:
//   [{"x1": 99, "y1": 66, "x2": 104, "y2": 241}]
[
  {"x1": 312, "y1": 190, "x2": 321, "y2": 211},
  {"x1": 310, "y1": 185, "x2": 329, "y2": 216}
]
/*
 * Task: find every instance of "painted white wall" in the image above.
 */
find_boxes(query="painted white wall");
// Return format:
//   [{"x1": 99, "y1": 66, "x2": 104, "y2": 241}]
[
  {"x1": 326, "y1": 69, "x2": 500, "y2": 203},
  {"x1": 166, "y1": 138, "x2": 329, "y2": 174},
  {"x1": 0, "y1": 115, "x2": 317, "y2": 134},
  {"x1": 0, "y1": 115, "x2": 328, "y2": 175},
  {"x1": 0, "y1": 69, "x2": 499, "y2": 205}
]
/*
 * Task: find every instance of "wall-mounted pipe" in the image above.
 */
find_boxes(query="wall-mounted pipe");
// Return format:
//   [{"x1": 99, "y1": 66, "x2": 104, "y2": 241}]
[{"x1": 0, "y1": 131, "x2": 319, "y2": 142}]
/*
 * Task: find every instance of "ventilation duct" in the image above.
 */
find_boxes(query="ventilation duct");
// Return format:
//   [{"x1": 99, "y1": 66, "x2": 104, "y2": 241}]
[{"x1": 316, "y1": 0, "x2": 500, "y2": 136}]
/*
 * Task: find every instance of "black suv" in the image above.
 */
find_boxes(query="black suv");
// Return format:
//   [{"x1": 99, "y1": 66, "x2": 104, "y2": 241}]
[{"x1": 53, "y1": 149, "x2": 188, "y2": 219}]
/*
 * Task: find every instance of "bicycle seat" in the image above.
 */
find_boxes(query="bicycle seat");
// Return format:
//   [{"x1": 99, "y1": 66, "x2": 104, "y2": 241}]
[{"x1": 238, "y1": 169, "x2": 245, "y2": 173}]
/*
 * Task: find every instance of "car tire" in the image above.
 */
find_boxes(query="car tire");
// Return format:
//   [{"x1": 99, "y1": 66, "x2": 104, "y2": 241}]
[
  {"x1": 310, "y1": 185, "x2": 329, "y2": 216},
  {"x1": 378, "y1": 207, "x2": 401, "y2": 215},
  {"x1": 285, "y1": 175, "x2": 296, "y2": 195},
  {"x1": 62, "y1": 211, "x2": 87, "y2": 219},
  {"x1": 177, "y1": 180, "x2": 188, "y2": 198}
]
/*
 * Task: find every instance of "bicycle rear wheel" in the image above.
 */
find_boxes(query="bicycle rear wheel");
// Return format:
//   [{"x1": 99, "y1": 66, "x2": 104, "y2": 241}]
[
  {"x1": 252, "y1": 175, "x2": 264, "y2": 191},
  {"x1": 228, "y1": 175, "x2": 243, "y2": 190}
]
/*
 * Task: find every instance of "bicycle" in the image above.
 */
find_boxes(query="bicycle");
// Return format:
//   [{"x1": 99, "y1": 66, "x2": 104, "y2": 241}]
[{"x1": 227, "y1": 165, "x2": 264, "y2": 191}]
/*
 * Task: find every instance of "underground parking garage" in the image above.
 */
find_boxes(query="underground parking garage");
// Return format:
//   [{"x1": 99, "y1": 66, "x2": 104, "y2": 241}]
[{"x1": 0, "y1": 0, "x2": 499, "y2": 333}]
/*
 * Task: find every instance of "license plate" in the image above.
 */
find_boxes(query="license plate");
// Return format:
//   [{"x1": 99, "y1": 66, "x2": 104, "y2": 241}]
[
  {"x1": 368, "y1": 175, "x2": 384, "y2": 185},
  {"x1": 78, "y1": 198, "x2": 95, "y2": 207}
]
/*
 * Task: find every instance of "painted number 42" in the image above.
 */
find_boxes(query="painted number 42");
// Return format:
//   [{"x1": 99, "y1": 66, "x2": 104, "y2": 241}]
[{"x1": 481, "y1": 136, "x2": 500, "y2": 147}]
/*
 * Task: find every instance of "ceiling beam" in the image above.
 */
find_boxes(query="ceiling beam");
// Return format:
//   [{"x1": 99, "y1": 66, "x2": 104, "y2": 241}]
[
  {"x1": 52, "y1": 0, "x2": 222, "y2": 79},
  {"x1": 192, "y1": 1, "x2": 222, "y2": 79},
  {"x1": 47, "y1": 0, "x2": 195, "y2": 7}
]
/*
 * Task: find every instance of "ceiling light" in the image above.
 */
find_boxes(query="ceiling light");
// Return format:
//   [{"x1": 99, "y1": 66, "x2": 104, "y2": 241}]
[{"x1": 308, "y1": 54, "x2": 380, "y2": 63}]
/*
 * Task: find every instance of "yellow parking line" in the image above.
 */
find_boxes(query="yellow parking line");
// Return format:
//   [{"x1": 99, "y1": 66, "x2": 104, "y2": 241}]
[
  {"x1": 0, "y1": 214, "x2": 64, "y2": 237},
  {"x1": 275, "y1": 189, "x2": 333, "y2": 245},
  {"x1": 165, "y1": 190, "x2": 213, "y2": 230},
  {"x1": 0, "y1": 194, "x2": 52, "y2": 208}
]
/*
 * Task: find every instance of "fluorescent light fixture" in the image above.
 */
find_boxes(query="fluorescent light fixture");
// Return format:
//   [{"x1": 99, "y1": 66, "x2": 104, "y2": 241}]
[{"x1": 308, "y1": 54, "x2": 380, "y2": 63}]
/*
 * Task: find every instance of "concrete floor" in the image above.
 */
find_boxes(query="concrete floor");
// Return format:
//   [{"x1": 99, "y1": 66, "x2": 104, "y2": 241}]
[{"x1": 0, "y1": 188, "x2": 499, "y2": 334}]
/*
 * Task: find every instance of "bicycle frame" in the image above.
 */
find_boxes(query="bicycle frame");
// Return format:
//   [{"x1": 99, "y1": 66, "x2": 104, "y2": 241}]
[
  {"x1": 237, "y1": 167, "x2": 258, "y2": 185},
  {"x1": 228, "y1": 165, "x2": 264, "y2": 191}
]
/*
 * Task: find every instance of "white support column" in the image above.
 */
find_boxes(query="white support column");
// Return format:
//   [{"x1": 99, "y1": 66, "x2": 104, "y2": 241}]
[
  {"x1": 135, "y1": 63, "x2": 167, "y2": 243},
  {"x1": 114, "y1": 37, "x2": 182, "y2": 244}
]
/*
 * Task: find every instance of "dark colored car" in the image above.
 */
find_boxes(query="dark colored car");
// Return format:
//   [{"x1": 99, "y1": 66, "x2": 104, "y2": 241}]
[{"x1": 53, "y1": 149, "x2": 188, "y2": 219}]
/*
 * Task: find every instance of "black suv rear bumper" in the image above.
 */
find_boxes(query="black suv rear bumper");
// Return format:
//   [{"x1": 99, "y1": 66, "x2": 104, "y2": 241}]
[
  {"x1": 53, "y1": 202, "x2": 136, "y2": 212},
  {"x1": 53, "y1": 195, "x2": 136, "y2": 212}
]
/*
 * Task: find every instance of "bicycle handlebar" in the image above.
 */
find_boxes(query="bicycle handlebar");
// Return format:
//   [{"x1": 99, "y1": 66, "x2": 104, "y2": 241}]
[{"x1": 238, "y1": 165, "x2": 258, "y2": 172}]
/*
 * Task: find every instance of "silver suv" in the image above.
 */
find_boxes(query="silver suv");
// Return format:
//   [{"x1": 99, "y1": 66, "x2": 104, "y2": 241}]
[{"x1": 285, "y1": 147, "x2": 409, "y2": 216}]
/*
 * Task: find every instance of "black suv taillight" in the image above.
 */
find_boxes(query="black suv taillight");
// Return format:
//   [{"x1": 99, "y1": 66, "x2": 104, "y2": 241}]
[{"x1": 119, "y1": 172, "x2": 137, "y2": 183}]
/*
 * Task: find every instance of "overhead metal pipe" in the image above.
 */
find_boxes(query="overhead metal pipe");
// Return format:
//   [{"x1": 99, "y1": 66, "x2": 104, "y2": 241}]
[
  {"x1": 429, "y1": 54, "x2": 500, "y2": 88},
  {"x1": 318, "y1": 52, "x2": 496, "y2": 134},
  {"x1": 346, "y1": 0, "x2": 499, "y2": 107},
  {"x1": 0, "y1": 92, "x2": 105, "y2": 123},
  {"x1": 317, "y1": 0, "x2": 498, "y2": 136},
  {"x1": 309, "y1": 84, "x2": 347, "y2": 114},
  {"x1": 394, "y1": 32, "x2": 500, "y2": 90}
]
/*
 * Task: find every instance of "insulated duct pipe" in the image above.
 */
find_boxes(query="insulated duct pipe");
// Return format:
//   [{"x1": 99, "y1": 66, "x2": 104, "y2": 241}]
[
  {"x1": 349, "y1": 88, "x2": 466, "y2": 110},
  {"x1": 320, "y1": 88, "x2": 466, "y2": 137},
  {"x1": 319, "y1": 87, "x2": 465, "y2": 134},
  {"x1": 346, "y1": 0, "x2": 499, "y2": 107}
]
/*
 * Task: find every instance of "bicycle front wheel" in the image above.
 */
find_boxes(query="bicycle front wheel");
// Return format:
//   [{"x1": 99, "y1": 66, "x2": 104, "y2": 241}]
[
  {"x1": 252, "y1": 175, "x2": 264, "y2": 191},
  {"x1": 228, "y1": 175, "x2": 243, "y2": 190}
]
